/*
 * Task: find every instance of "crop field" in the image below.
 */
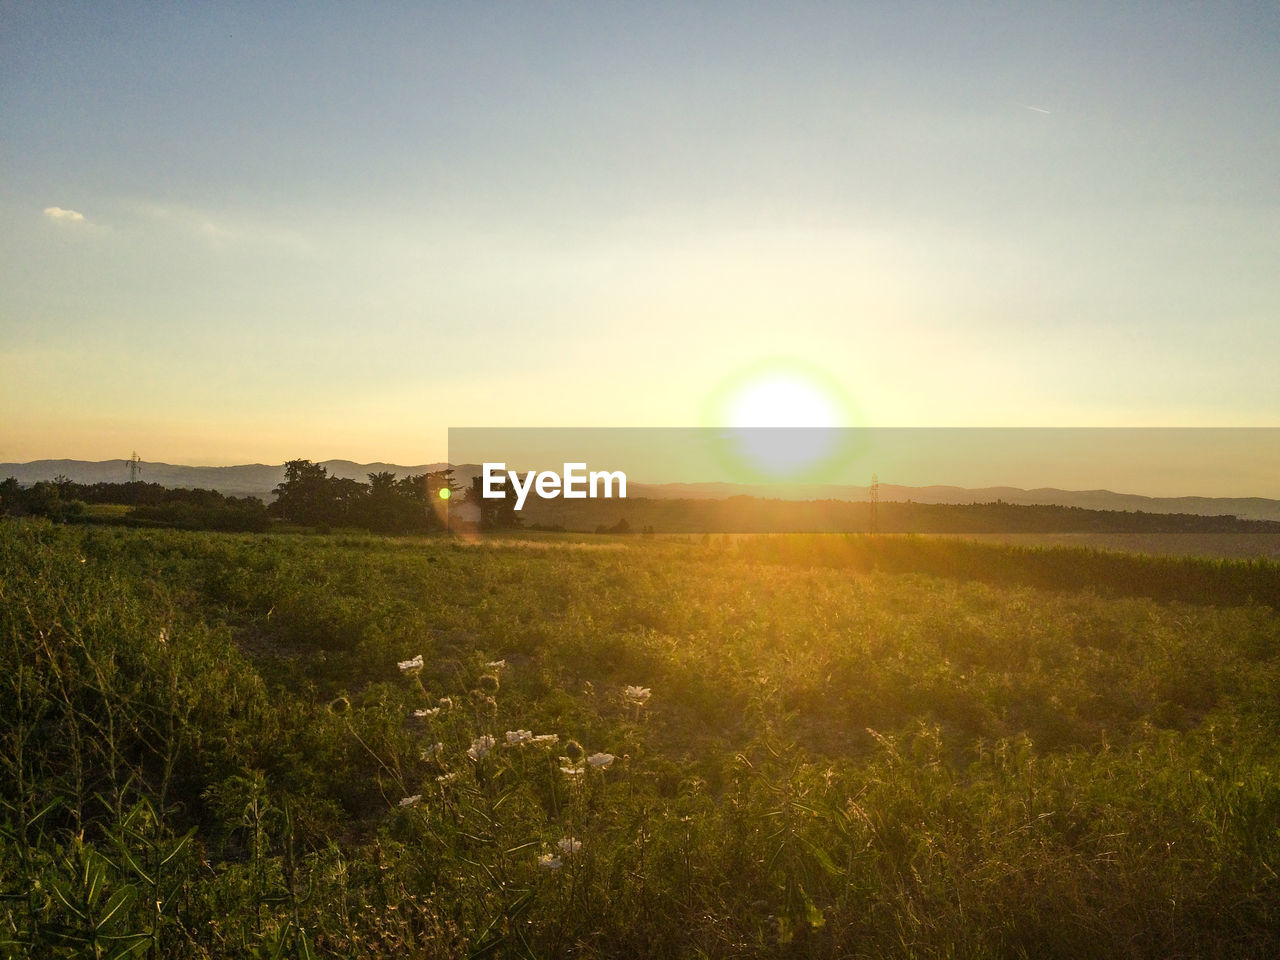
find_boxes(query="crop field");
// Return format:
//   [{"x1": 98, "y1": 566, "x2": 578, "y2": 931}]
[{"x1": 2, "y1": 521, "x2": 1279, "y2": 958}]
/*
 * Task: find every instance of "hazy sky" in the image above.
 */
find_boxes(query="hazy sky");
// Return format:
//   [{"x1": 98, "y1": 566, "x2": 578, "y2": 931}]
[{"x1": 3, "y1": 1, "x2": 1277, "y2": 466}]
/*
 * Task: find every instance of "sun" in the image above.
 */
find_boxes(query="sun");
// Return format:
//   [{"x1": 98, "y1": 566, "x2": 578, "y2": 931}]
[
  {"x1": 725, "y1": 373, "x2": 842, "y2": 428},
  {"x1": 707, "y1": 361, "x2": 858, "y2": 480}
]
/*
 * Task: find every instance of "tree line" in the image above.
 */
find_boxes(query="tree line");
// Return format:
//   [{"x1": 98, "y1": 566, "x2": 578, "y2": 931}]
[
  {"x1": 269, "y1": 459, "x2": 460, "y2": 532},
  {"x1": 0, "y1": 477, "x2": 269, "y2": 530},
  {"x1": 519, "y1": 494, "x2": 1280, "y2": 534},
  {"x1": 0, "y1": 462, "x2": 466, "y2": 534}
]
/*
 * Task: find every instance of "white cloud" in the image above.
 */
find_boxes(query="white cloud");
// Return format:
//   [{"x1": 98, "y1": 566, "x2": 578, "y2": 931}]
[
  {"x1": 44, "y1": 206, "x2": 86, "y2": 223},
  {"x1": 135, "y1": 201, "x2": 312, "y2": 255}
]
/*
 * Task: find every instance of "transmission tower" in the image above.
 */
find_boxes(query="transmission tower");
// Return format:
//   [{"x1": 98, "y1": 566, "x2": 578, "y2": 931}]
[
  {"x1": 869, "y1": 473, "x2": 880, "y2": 534},
  {"x1": 128, "y1": 452, "x2": 143, "y2": 482}
]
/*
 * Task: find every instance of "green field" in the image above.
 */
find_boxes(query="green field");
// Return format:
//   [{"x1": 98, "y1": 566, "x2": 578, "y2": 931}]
[
  {"x1": 2, "y1": 521, "x2": 1278, "y2": 958},
  {"x1": 926, "y1": 532, "x2": 1280, "y2": 561}
]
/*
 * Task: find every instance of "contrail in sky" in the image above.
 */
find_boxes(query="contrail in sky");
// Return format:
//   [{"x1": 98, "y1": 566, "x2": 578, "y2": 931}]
[{"x1": 1022, "y1": 104, "x2": 1052, "y2": 114}]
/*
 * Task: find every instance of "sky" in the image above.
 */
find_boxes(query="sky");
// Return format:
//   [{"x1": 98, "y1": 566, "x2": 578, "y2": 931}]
[{"x1": 2, "y1": 1, "x2": 1278, "y2": 471}]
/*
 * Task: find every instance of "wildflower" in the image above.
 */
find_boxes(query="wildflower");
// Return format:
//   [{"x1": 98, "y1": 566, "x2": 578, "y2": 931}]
[
  {"x1": 467, "y1": 734, "x2": 496, "y2": 760},
  {"x1": 420, "y1": 742, "x2": 444, "y2": 760},
  {"x1": 505, "y1": 729, "x2": 533, "y2": 745},
  {"x1": 486, "y1": 659, "x2": 507, "y2": 669},
  {"x1": 158, "y1": 628, "x2": 169, "y2": 645},
  {"x1": 624, "y1": 685, "x2": 651, "y2": 704},
  {"x1": 538, "y1": 852, "x2": 562, "y2": 870},
  {"x1": 532, "y1": 734, "x2": 559, "y2": 747},
  {"x1": 477, "y1": 673, "x2": 500, "y2": 693},
  {"x1": 587, "y1": 752, "x2": 615, "y2": 770},
  {"x1": 563, "y1": 739, "x2": 584, "y2": 762},
  {"x1": 398, "y1": 795, "x2": 422, "y2": 807},
  {"x1": 557, "y1": 837, "x2": 582, "y2": 855},
  {"x1": 398, "y1": 654, "x2": 424, "y2": 673},
  {"x1": 413, "y1": 708, "x2": 441, "y2": 719},
  {"x1": 438, "y1": 697, "x2": 453, "y2": 711},
  {"x1": 559, "y1": 764, "x2": 584, "y2": 778},
  {"x1": 436, "y1": 772, "x2": 458, "y2": 784}
]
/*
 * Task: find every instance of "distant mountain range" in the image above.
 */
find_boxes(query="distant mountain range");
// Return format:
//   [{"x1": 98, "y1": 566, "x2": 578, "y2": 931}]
[
  {"x1": 3, "y1": 459, "x2": 1278, "y2": 522},
  {"x1": 0, "y1": 459, "x2": 449, "y2": 500}
]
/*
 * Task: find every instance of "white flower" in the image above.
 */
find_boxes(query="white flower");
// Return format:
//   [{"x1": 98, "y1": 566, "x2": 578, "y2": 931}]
[
  {"x1": 413, "y1": 707, "x2": 441, "y2": 719},
  {"x1": 538, "y1": 852, "x2": 562, "y2": 870},
  {"x1": 398, "y1": 795, "x2": 422, "y2": 807},
  {"x1": 398, "y1": 654, "x2": 424, "y2": 672},
  {"x1": 467, "y1": 734, "x2": 496, "y2": 760},
  {"x1": 532, "y1": 734, "x2": 559, "y2": 747},
  {"x1": 420, "y1": 742, "x2": 444, "y2": 760},
  {"x1": 559, "y1": 765, "x2": 584, "y2": 778},
  {"x1": 436, "y1": 772, "x2": 458, "y2": 783},
  {"x1": 486, "y1": 659, "x2": 507, "y2": 669},
  {"x1": 557, "y1": 837, "x2": 582, "y2": 855},
  {"x1": 624, "y1": 685, "x2": 651, "y2": 704},
  {"x1": 505, "y1": 729, "x2": 533, "y2": 745},
  {"x1": 587, "y1": 752, "x2": 615, "y2": 770}
]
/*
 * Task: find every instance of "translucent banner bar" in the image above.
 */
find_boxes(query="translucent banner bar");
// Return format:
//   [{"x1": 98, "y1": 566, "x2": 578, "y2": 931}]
[{"x1": 445, "y1": 428, "x2": 1279, "y2": 534}]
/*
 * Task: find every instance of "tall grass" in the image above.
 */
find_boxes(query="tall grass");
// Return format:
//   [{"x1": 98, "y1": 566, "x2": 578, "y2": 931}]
[{"x1": 2, "y1": 520, "x2": 1277, "y2": 957}]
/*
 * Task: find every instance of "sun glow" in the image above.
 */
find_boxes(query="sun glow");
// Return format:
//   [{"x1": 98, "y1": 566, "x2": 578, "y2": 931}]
[
  {"x1": 725, "y1": 373, "x2": 842, "y2": 428},
  {"x1": 715, "y1": 365, "x2": 853, "y2": 479}
]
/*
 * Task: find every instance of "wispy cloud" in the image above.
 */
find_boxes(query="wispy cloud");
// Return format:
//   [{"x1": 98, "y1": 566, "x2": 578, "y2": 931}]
[
  {"x1": 137, "y1": 202, "x2": 313, "y2": 255},
  {"x1": 44, "y1": 206, "x2": 86, "y2": 223}
]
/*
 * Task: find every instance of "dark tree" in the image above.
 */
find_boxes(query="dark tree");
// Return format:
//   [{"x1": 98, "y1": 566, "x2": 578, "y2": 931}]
[
  {"x1": 271, "y1": 459, "x2": 332, "y2": 524},
  {"x1": 468, "y1": 475, "x2": 520, "y2": 530}
]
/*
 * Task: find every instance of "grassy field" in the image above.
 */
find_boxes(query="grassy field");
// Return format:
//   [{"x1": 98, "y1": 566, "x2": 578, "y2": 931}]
[
  {"x1": 2, "y1": 521, "x2": 1278, "y2": 958},
  {"x1": 926, "y1": 532, "x2": 1280, "y2": 561},
  {"x1": 81, "y1": 504, "x2": 133, "y2": 521}
]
